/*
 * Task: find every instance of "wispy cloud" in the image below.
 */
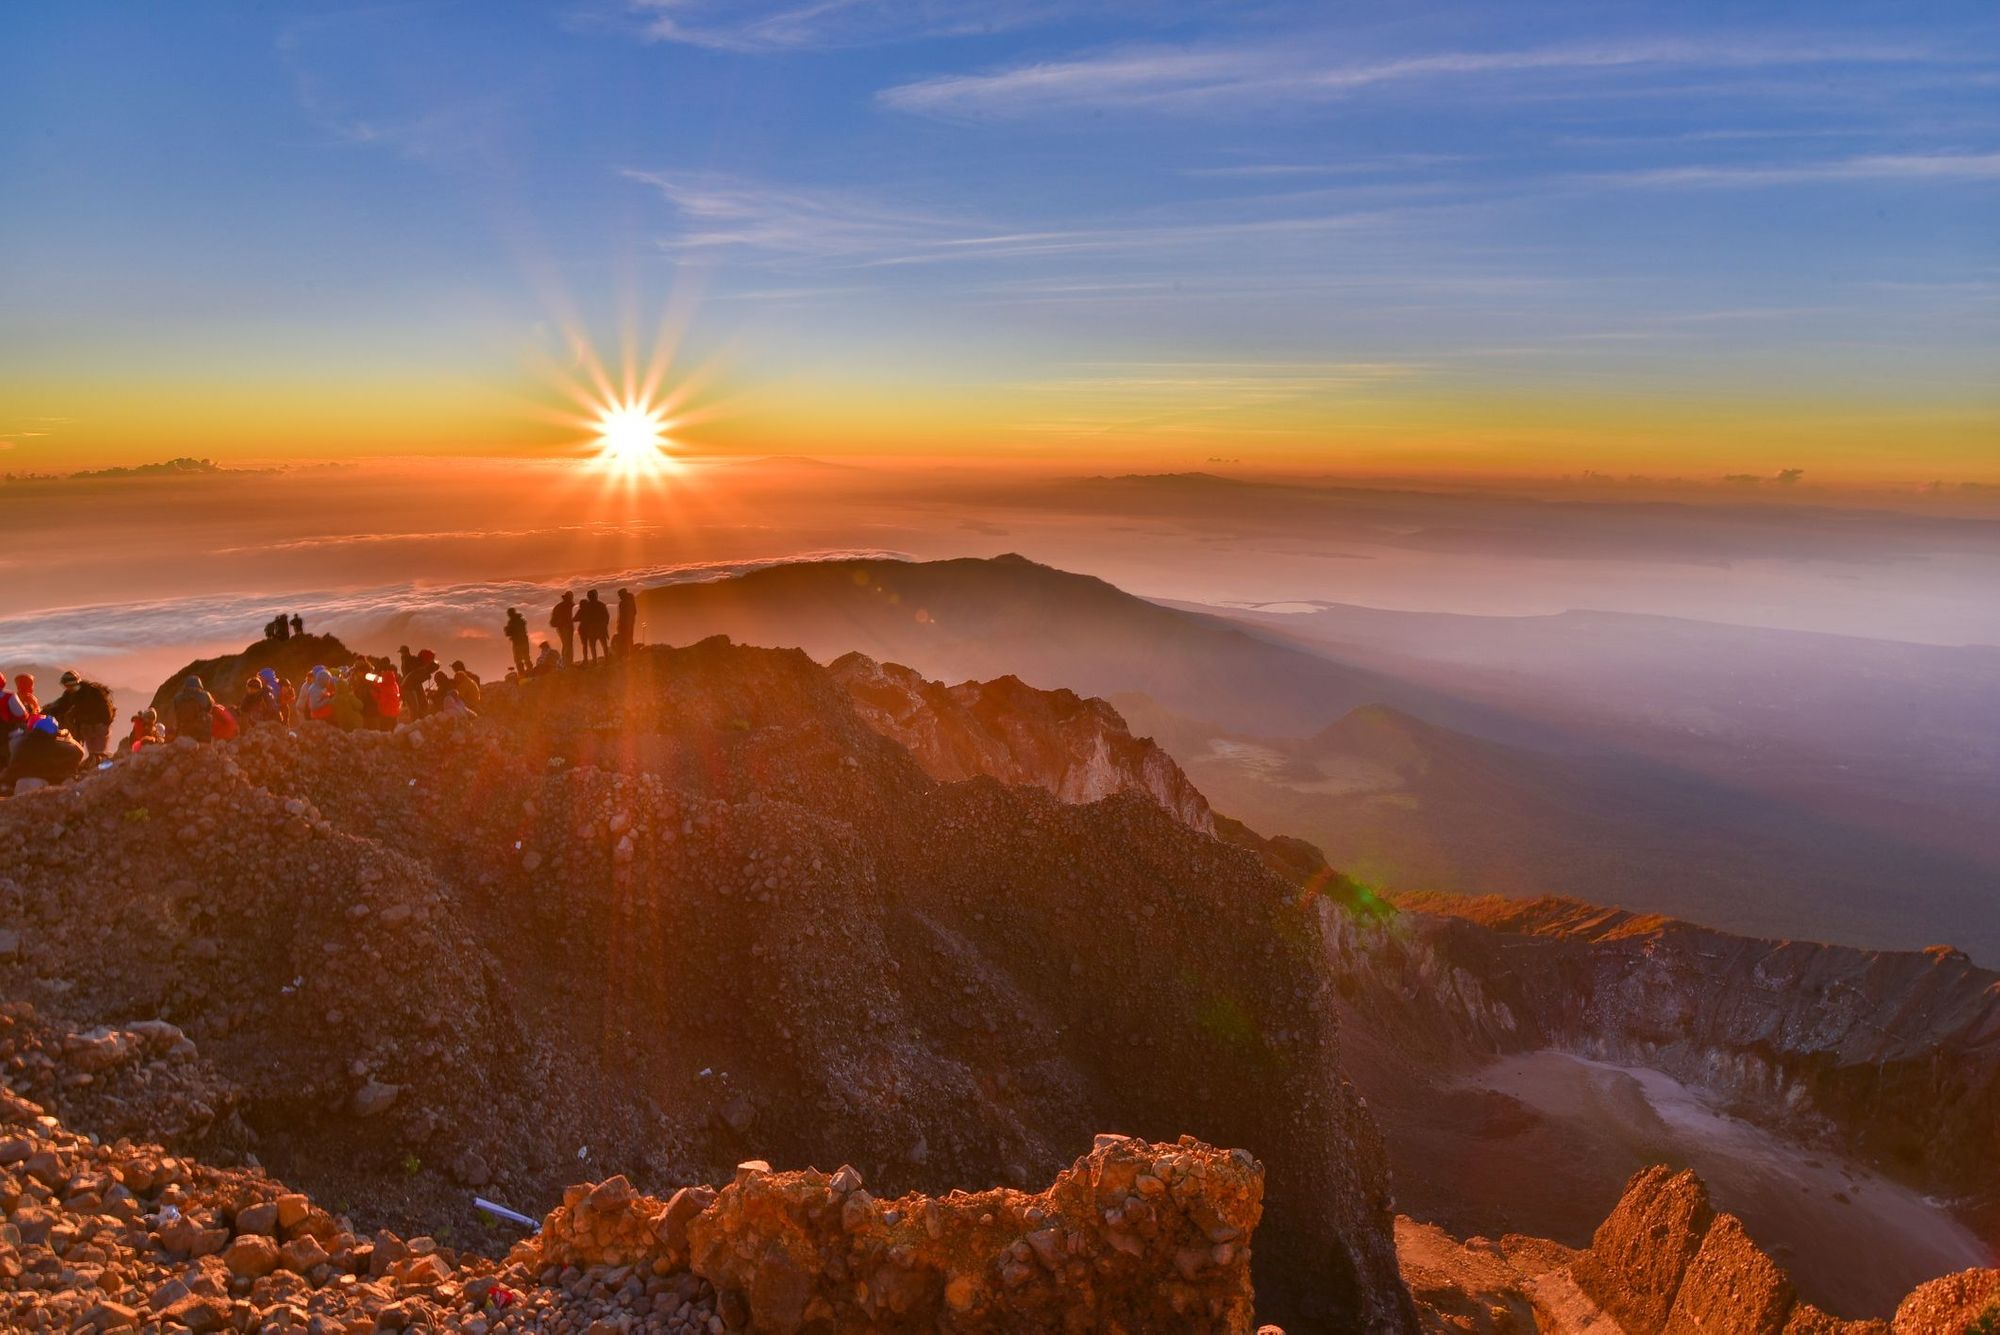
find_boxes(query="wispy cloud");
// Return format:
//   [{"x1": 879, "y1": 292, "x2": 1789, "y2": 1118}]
[
  {"x1": 623, "y1": 0, "x2": 1095, "y2": 53},
  {"x1": 1600, "y1": 151, "x2": 2000, "y2": 188},
  {"x1": 1182, "y1": 154, "x2": 1469, "y2": 179},
  {"x1": 622, "y1": 169, "x2": 963, "y2": 257},
  {"x1": 623, "y1": 167, "x2": 1430, "y2": 269},
  {"x1": 878, "y1": 38, "x2": 1946, "y2": 119}
]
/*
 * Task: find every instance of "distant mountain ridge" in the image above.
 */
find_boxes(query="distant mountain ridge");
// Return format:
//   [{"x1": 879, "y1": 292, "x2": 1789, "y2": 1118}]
[{"x1": 637, "y1": 554, "x2": 2000, "y2": 964}]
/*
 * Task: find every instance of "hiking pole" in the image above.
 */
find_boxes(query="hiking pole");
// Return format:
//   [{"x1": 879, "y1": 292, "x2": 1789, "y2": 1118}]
[{"x1": 473, "y1": 1198, "x2": 541, "y2": 1232}]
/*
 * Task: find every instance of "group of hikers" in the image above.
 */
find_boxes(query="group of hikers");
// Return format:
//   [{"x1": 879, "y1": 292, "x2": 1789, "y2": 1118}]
[
  {"x1": 509, "y1": 587, "x2": 637, "y2": 675},
  {"x1": 0, "y1": 671, "x2": 118, "y2": 794},
  {"x1": 166, "y1": 649, "x2": 486, "y2": 751},
  {"x1": 0, "y1": 586, "x2": 645, "y2": 796}
]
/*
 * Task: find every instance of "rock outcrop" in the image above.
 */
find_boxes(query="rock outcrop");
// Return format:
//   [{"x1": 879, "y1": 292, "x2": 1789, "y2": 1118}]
[
  {"x1": 147, "y1": 633, "x2": 362, "y2": 716},
  {"x1": 2, "y1": 639, "x2": 1412, "y2": 1331},
  {"x1": 1402, "y1": 1165, "x2": 1992, "y2": 1334},
  {"x1": 1575, "y1": 1167, "x2": 1883, "y2": 1334},
  {"x1": 0, "y1": 1055, "x2": 1267, "y2": 1334},
  {"x1": 525, "y1": 1134, "x2": 1262, "y2": 1331}
]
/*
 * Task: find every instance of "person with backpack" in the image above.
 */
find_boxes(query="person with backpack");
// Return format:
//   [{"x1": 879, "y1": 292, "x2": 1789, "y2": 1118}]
[
  {"x1": 504, "y1": 607, "x2": 533, "y2": 675},
  {"x1": 2, "y1": 717, "x2": 86, "y2": 793},
  {"x1": 448, "y1": 660, "x2": 482, "y2": 711},
  {"x1": 302, "y1": 665, "x2": 337, "y2": 722},
  {"x1": 0, "y1": 678, "x2": 31, "y2": 753},
  {"x1": 367, "y1": 662, "x2": 402, "y2": 730},
  {"x1": 239, "y1": 678, "x2": 277, "y2": 728},
  {"x1": 46, "y1": 670, "x2": 115, "y2": 759},
  {"x1": 331, "y1": 670, "x2": 365, "y2": 731},
  {"x1": 402, "y1": 649, "x2": 441, "y2": 720},
  {"x1": 173, "y1": 676, "x2": 215, "y2": 743},
  {"x1": 550, "y1": 592, "x2": 577, "y2": 666},
  {"x1": 578, "y1": 589, "x2": 611, "y2": 665}
]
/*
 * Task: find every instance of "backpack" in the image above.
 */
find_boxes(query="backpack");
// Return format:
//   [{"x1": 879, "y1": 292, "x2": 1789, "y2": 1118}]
[
  {"x1": 73, "y1": 681, "x2": 114, "y2": 729},
  {"x1": 175, "y1": 691, "x2": 213, "y2": 741}
]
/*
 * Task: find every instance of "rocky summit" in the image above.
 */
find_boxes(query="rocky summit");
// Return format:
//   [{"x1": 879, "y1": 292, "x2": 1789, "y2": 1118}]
[{"x1": 3, "y1": 635, "x2": 1996, "y2": 1332}]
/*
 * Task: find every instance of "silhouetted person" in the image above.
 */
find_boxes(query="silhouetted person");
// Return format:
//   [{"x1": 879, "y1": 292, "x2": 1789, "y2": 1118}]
[
  {"x1": 533, "y1": 642, "x2": 561, "y2": 676},
  {"x1": 398, "y1": 645, "x2": 419, "y2": 680},
  {"x1": 615, "y1": 588, "x2": 637, "y2": 655},
  {"x1": 578, "y1": 589, "x2": 610, "y2": 665},
  {"x1": 403, "y1": 649, "x2": 440, "y2": 720},
  {"x1": 290, "y1": 613, "x2": 304, "y2": 637},
  {"x1": 271, "y1": 614, "x2": 291, "y2": 642},
  {"x1": 173, "y1": 676, "x2": 215, "y2": 743},
  {"x1": 551, "y1": 592, "x2": 577, "y2": 666},
  {"x1": 504, "y1": 607, "x2": 532, "y2": 674}
]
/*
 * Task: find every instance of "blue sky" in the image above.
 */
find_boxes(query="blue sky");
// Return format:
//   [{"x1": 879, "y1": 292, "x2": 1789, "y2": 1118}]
[{"x1": 2, "y1": 1, "x2": 1996, "y2": 472}]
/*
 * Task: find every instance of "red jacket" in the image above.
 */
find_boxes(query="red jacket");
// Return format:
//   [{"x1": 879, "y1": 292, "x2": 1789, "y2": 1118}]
[
  {"x1": 371, "y1": 672, "x2": 402, "y2": 720},
  {"x1": 210, "y1": 704, "x2": 240, "y2": 742}
]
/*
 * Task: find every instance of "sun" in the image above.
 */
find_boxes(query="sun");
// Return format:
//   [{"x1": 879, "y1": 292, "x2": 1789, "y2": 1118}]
[
  {"x1": 532, "y1": 299, "x2": 727, "y2": 487},
  {"x1": 591, "y1": 399, "x2": 671, "y2": 474}
]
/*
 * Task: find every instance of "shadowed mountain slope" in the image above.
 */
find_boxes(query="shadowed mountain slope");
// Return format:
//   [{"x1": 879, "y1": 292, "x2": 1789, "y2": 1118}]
[{"x1": 633, "y1": 555, "x2": 1467, "y2": 739}]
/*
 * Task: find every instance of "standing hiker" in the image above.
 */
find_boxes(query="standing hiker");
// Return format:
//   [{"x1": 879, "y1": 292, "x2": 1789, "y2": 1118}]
[
  {"x1": 615, "y1": 588, "x2": 637, "y2": 656},
  {"x1": 578, "y1": 590, "x2": 610, "y2": 665},
  {"x1": 504, "y1": 607, "x2": 533, "y2": 675},
  {"x1": 551, "y1": 592, "x2": 577, "y2": 666}
]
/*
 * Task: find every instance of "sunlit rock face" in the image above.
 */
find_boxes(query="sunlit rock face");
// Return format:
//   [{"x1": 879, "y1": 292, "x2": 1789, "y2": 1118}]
[{"x1": 829, "y1": 651, "x2": 1218, "y2": 834}]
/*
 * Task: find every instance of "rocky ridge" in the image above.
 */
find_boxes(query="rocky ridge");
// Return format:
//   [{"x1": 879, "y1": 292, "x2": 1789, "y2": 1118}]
[{"x1": 829, "y1": 650, "x2": 1378, "y2": 906}]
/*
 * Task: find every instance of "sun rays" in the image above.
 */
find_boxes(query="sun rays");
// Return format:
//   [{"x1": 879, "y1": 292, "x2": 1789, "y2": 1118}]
[{"x1": 529, "y1": 291, "x2": 737, "y2": 491}]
